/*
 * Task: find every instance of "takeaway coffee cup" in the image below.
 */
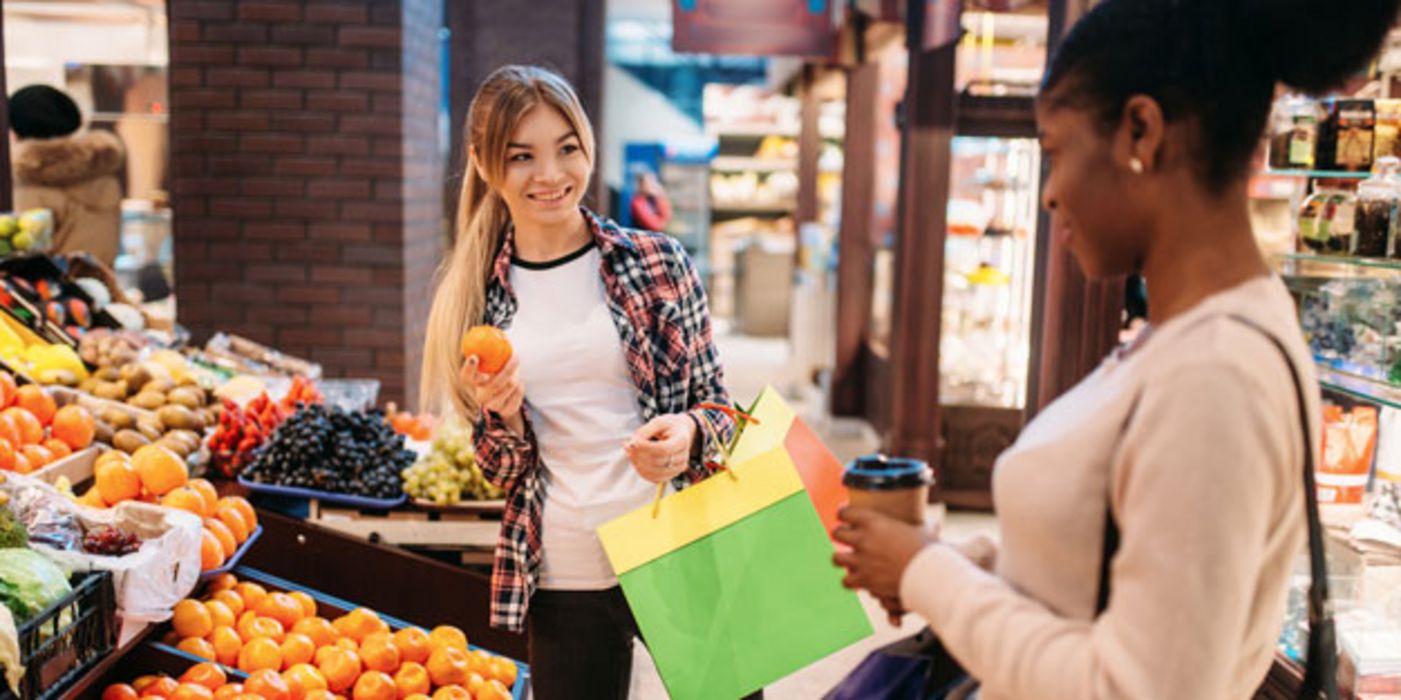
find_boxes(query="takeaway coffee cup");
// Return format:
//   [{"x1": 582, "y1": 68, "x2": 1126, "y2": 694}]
[{"x1": 842, "y1": 454, "x2": 934, "y2": 525}]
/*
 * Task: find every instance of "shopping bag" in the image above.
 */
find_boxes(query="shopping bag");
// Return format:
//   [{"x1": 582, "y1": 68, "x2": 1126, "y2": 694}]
[{"x1": 598, "y1": 388, "x2": 872, "y2": 700}]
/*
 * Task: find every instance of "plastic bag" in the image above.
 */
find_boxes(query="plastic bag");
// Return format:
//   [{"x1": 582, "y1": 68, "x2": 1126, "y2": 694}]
[
  {"x1": 0, "y1": 605, "x2": 22, "y2": 696},
  {"x1": 0, "y1": 473, "x2": 200, "y2": 623},
  {"x1": 38, "y1": 502, "x2": 201, "y2": 624},
  {"x1": 0, "y1": 549, "x2": 71, "y2": 622}
]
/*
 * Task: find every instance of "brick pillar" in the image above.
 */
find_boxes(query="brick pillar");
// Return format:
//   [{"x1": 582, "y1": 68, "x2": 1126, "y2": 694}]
[{"x1": 169, "y1": 0, "x2": 445, "y2": 408}]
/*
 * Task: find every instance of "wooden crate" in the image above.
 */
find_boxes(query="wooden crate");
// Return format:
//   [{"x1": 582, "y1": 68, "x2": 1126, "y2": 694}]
[{"x1": 304, "y1": 500, "x2": 502, "y2": 566}]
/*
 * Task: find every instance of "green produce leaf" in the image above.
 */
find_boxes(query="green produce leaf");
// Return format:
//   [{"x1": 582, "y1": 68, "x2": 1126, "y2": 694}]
[{"x1": 0, "y1": 550, "x2": 70, "y2": 623}]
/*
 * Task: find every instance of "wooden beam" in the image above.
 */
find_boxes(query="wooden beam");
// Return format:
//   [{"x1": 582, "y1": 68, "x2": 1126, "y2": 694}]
[
  {"x1": 0, "y1": 7, "x2": 11, "y2": 213},
  {"x1": 831, "y1": 59, "x2": 881, "y2": 417},
  {"x1": 886, "y1": 0, "x2": 956, "y2": 465},
  {"x1": 1026, "y1": 0, "x2": 1123, "y2": 415},
  {"x1": 796, "y1": 65, "x2": 821, "y2": 225}
]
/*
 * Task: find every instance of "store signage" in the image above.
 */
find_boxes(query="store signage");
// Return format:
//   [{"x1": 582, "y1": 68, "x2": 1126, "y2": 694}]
[{"x1": 673, "y1": 0, "x2": 835, "y2": 57}]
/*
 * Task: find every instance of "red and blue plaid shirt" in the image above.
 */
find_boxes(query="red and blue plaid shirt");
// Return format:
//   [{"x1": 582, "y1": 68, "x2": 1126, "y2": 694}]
[{"x1": 472, "y1": 208, "x2": 734, "y2": 632}]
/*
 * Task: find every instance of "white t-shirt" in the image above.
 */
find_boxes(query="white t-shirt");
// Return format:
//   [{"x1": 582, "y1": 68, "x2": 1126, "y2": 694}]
[{"x1": 506, "y1": 243, "x2": 655, "y2": 590}]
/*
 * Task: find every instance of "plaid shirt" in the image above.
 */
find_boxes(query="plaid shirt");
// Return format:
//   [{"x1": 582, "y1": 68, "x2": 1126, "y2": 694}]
[{"x1": 473, "y1": 208, "x2": 734, "y2": 632}]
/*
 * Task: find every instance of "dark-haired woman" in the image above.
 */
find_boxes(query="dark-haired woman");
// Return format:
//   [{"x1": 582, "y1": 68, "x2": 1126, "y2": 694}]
[{"x1": 833, "y1": 1, "x2": 1400, "y2": 698}]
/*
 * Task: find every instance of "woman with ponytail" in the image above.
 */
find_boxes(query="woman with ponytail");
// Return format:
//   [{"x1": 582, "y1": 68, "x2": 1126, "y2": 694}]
[
  {"x1": 833, "y1": 1, "x2": 1401, "y2": 698},
  {"x1": 421, "y1": 66, "x2": 738, "y2": 698}
]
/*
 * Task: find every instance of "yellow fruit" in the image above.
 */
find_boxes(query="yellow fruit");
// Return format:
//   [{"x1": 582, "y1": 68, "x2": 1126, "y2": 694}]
[{"x1": 172, "y1": 599, "x2": 214, "y2": 639}]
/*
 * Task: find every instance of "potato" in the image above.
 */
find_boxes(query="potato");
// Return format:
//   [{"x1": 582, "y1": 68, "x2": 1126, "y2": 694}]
[
  {"x1": 113, "y1": 429, "x2": 151, "y2": 453},
  {"x1": 157, "y1": 437, "x2": 193, "y2": 458},
  {"x1": 93, "y1": 421, "x2": 115, "y2": 445},
  {"x1": 96, "y1": 367, "x2": 122, "y2": 382},
  {"x1": 144, "y1": 379, "x2": 177, "y2": 396},
  {"x1": 165, "y1": 430, "x2": 201, "y2": 450}
]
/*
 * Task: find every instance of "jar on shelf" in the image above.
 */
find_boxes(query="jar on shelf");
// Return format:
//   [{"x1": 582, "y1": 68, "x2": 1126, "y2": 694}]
[
  {"x1": 1269, "y1": 95, "x2": 1322, "y2": 170},
  {"x1": 1356, "y1": 156, "x2": 1401, "y2": 258},
  {"x1": 1299, "y1": 188, "x2": 1357, "y2": 255}
]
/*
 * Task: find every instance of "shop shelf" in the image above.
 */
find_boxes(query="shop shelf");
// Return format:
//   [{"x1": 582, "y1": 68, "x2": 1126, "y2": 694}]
[
  {"x1": 198, "y1": 525, "x2": 263, "y2": 581},
  {"x1": 236, "y1": 476, "x2": 408, "y2": 510},
  {"x1": 1276, "y1": 252, "x2": 1401, "y2": 278},
  {"x1": 1265, "y1": 168, "x2": 1371, "y2": 179},
  {"x1": 710, "y1": 203, "x2": 797, "y2": 216},
  {"x1": 709, "y1": 156, "x2": 798, "y2": 172},
  {"x1": 1317, "y1": 367, "x2": 1401, "y2": 410}
]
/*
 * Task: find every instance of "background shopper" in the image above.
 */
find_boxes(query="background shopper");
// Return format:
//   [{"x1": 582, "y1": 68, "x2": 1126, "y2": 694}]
[
  {"x1": 420, "y1": 65, "x2": 745, "y2": 700},
  {"x1": 833, "y1": 0, "x2": 1401, "y2": 698},
  {"x1": 9, "y1": 84, "x2": 124, "y2": 267}
]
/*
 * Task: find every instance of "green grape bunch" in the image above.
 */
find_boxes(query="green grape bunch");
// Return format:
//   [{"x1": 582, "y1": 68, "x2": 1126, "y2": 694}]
[{"x1": 401, "y1": 417, "x2": 505, "y2": 504}]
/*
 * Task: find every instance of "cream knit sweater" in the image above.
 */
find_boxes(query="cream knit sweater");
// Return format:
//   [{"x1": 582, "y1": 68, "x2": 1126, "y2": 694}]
[{"x1": 902, "y1": 276, "x2": 1318, "y2": 699}]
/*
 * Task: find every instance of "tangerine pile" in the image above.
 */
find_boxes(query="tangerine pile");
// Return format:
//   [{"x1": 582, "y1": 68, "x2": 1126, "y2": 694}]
[
  {"x1": 0, "y1": 372, "x2": 96, "y2": 474},
  {"x1": 161, "y1": 573, "x2": 517, "y2": 700},
  {"x1": 78, "y1": 447, "x2": 257, "y2": 572}
]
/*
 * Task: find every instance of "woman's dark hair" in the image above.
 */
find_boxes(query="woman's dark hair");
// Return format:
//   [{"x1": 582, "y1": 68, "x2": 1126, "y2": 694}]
[{"x1": 1043, "y1": 0, "x2": 1400, "y2": 191}]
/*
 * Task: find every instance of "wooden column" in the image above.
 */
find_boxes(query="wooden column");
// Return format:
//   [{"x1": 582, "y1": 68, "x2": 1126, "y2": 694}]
[
  {"x1": 796, "y1": 66, "x2": 821, "y2": 225},
  {"x1": 0, "y1": 8, "x2": 11, "y2": 212},
  {"x1": 1026, "y1": 0, "x2": 1124, "y2": 414},
  {"x1": 887, "y1": 0, "x2": 956, "y2": 465},
  {"x1": 831, "y1": 59, "x2": 880, "y2": 417}
]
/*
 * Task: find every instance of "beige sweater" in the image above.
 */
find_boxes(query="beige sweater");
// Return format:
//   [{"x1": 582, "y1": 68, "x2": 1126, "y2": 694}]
[
  {"x1": 13, "y1": 131, "x2": 124, "y2": 267},
  {"x1": 903, "y1": 276, "x2": 1318, "y2": 699}
]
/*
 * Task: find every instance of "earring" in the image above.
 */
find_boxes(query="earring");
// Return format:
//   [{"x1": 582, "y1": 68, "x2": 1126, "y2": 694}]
[{"x1": 1129, "y1": 157, "x2": 1145, "y2": 175}]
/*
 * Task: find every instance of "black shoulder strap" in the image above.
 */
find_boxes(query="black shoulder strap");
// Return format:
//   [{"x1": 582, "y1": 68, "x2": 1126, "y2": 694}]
[{"x1": 1094, "y1": 314, "x2": 1335, "y2": 700}]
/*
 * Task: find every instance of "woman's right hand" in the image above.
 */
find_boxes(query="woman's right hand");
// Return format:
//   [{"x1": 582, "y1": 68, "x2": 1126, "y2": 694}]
[{"x1": 461, "y1": 353, "x2": 526, "y2": 435}]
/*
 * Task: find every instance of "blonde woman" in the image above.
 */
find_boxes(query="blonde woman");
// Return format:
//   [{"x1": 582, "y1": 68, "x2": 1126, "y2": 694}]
[{"x1": 421, "y1": 65, "x2": 739, "y2": 698}]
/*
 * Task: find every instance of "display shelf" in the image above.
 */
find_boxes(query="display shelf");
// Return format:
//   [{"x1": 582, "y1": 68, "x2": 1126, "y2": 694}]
[
  {"x1": 1276, "y1": 252, "x2": 1401, "y2": 277},
  {"x1": 710, "y1": 156, "x2": 798, "y2": 172},
  {"x1": 1265, "y1": 169, "x2": 1371, "y2": 180},
  {"x1": 711, "y1": 203, "x2": 797, "y2": 215},
  {"x1": 1317, "y1": 367, "x2": 1401, "y2": 410}
]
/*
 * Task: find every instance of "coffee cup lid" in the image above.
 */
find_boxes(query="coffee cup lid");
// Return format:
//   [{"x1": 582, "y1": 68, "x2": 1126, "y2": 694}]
[{"x1": 843, "y1": 454, "x2": 934, "y2": 490}]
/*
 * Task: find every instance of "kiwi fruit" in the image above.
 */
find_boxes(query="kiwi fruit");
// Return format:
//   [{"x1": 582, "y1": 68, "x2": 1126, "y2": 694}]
[
  {"x1": 113, "y1": 430, "x2": 150, "y2": 453},
  {"x1": 100, "y1": 408, "x2": 135, "y2": 430},
  {"x1": 167, "y1": 388, "x2": 204, "y2": 410},
  {"x1": 129, "y1": 392, "x2": 166, "y2": 411}
]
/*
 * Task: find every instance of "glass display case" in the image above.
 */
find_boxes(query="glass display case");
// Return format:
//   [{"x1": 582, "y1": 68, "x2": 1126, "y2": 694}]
[{"x1": 938, "y1": 136, "x2": 1040, "y2": 409}]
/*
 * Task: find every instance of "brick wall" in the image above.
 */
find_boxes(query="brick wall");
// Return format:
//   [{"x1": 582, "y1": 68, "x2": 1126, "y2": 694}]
[{"x1": 169, "y1": 0, "x2": 444, "y2": 407}]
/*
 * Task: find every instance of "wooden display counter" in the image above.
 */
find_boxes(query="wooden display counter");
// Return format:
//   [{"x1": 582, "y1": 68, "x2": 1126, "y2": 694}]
[{"x1": 56, "y1": 509, "x2": 526, "y2": 700}]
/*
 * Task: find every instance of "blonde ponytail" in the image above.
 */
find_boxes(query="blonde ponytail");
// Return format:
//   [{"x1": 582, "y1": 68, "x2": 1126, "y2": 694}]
[{"x1": 419, "y1": 65, "x2": 595, "y2": 420}]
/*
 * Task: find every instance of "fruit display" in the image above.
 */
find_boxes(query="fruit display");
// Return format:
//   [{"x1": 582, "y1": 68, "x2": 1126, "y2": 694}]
[
  {"x1": 0, "y1": 309, "x2": 90, "y2": 385},
  {"x1": 208, "y1": 395, "x2": 289, "y2": 479},
  {"x1": 82, "y1": 524, "x2": 141, "y2": 556},
  {"x1": 402, "y1": 419, "x2": 502, "y2": 506},
  {"x1": 0, "y1": 502, "x2": 29, "y2": 548},
  {"x1": 280, "y1": 376, "x2": 324, "y2": 412},
  {"x1": 155, "y1": 572, "x2": 518, "y2": 699},
  {"x1": 0, "y1": 210, "x2": 53, "y2": 257},
  {"x1": 0, "y1": 375, "x2": 97, "y2": 474},
  {"x1": 78, "y1": 329, "x2": 150, "y2": 368},
  {"x1": 63, "y1": 359, "x2": 218, "y2": 459},
  {"x1": 72, "y1": 451, "x2": 260, "y2": 572},
  {"x1": 242, "y1": 406, "x2": 411, "y2": 501},
  {"x1": 459, "y1": 326, "x2": 512, "y2": 374},
  {"x1": 383, "y1": 403, "x2": 433, "y2": 442}
]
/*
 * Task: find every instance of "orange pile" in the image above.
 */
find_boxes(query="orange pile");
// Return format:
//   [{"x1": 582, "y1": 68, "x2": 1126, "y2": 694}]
[
  {"x1": 0, "y1": 374, "x2": 95, "y2": 474},
  {"x1": 164, "y1": 574, "x2": 518, "y2": 699},
  {"x1": 86, "y1": 450, "x2": 257, "y2": 572}
]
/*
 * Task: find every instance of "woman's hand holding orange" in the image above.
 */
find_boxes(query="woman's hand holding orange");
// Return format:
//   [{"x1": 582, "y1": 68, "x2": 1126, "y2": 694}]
[{"x1": 460, "y1": 354, "x2": 525, "y2": 436}]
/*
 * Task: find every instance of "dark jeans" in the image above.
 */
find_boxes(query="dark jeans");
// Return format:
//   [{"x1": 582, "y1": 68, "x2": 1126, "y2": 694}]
[{"x1": 528, "y1": 587, "x2": 764, "y2": 700}]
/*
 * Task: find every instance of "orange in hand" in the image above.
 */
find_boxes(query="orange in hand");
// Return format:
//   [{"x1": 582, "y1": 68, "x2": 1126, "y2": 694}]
[{"x1": 459, "y1": 326, "x2": 512, "y2": 374}]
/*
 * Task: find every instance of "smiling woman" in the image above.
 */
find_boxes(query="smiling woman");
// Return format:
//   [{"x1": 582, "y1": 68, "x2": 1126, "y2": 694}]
[{"x1": 418, "y1": 65, "x2": 750, "y2": 700}]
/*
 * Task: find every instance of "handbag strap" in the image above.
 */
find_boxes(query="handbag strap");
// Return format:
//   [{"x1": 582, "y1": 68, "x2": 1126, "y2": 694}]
[{"x1": 1094, "y1": 314, "x2": 1335, "y2": 700}]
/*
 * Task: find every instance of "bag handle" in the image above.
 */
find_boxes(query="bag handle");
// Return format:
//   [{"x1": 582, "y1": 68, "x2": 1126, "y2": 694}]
[
  {"x1": 1225, "y1": 315, "x2": 1335, "y2": 700},
  {"x1": 648, "y1": 403, "x2": 760, "y2": 518}
]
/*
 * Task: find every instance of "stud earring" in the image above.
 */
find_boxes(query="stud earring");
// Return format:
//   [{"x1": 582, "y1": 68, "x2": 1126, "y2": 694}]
[{"x1": 1129, "y1": 157, "x2": 1145, "y2": 175}]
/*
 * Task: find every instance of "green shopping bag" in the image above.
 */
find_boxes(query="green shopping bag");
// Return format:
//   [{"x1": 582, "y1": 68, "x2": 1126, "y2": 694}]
[{"x1": 597, "y1": 389, "x2": 872, "y2": 700}]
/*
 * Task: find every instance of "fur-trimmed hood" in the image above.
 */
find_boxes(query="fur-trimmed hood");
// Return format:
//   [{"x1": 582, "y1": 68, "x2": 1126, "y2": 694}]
[{"x1": 14, "y1": 131, "x2": 124, "y2": 188}]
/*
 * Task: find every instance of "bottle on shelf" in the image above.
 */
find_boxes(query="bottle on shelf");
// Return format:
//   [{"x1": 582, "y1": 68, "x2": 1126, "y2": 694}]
[{"x1": 1355, "y1": 156, "x2": 1401, "y2": 258}]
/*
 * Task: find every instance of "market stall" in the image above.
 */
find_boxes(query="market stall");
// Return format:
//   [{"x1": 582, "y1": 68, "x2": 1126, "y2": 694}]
[{"x1": 0, "y1": 249, "x2": 525, "y2": 700}]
